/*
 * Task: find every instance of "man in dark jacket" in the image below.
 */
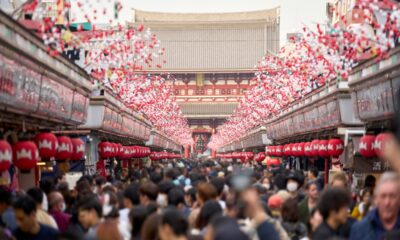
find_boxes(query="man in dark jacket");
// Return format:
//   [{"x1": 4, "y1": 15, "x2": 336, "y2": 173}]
[
  {"x1": 313, "y1": 187, "x2": 351, "y2": 240},
  {"x1": 350, "y1": 172, "x2": 400, "y2": 240}
]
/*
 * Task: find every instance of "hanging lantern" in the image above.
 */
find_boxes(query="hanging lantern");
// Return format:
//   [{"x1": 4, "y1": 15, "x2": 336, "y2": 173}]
[
  {"x1": 374, "y1": 133, "x2": 393, "y2": 158},
  {"x1": 270, "y1": 146, "x2": 276, "y2": 156},
  {"x1": 297, "y1": 142, "x2": 305, "y2": 157},
  {"x1": 99, "y1": 142, "x2": 113, "y2": 158},
  {"x1": 13, "y1": 141, "x2": 38, "y2": 170},
  {"x1": 56, "y1": 136, "x2": 73, "y2": 161},
  {"x1": 35, "y1": 132, "x2": 58, "y2": 160},
  {"x1": 117, "y1": 144, "x2": 124, "y2": 159},
  {"x1": 275, "y1": 145, "x2": 283, "y2": 157},
  {"x1": 284, "y1": 144, "x2": 291, "y2": 156},
  {"x1": 328, "y1": 138, "x2": 344, "y2": 157},
  {"x1": 304, "y1": 142, "x2": 312, "y2": 157},
  {"x1": 311, "y1": 140, "x2": 320, "y2": 156},
  {"x1": 291, "y1": 143, "x2": 298, "y2": 156},
  {"x1": 71, "y1": 138, "x2": 85, "y2": 161},
  {"x1": 0, "y1": 140, "x2": 12, "y2": 172},
  {"x1": 318, "y1": 140, "x2": 329, "y2": 157},
  {"x1": 359, "y1": 135, "x2": 376, "y2": 158},
  {"x1": 266, "y1": 146, "x2": 272, "y2": 156},
  {"x1": 110, "y1": 143, "x2": 118, "y2": 158}
]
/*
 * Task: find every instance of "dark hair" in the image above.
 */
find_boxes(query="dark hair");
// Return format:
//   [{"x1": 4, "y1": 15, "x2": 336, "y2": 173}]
[
  {"x1": 364, "y1": 175, "x2": 376, "y2": 189},
  {"x1": 305, "y1": 180, "x2": 320, "y2": 191},
  {"x1": 317, "y1": 188, "x2": 351, "y2": 220},
  {"x1": 158, "y1": 180, "x2": 175, "y2": 194},
  {"x1": 78, "y1": 196, "x2": 102, "y2": 217},
  {"x1": 195, "y1": 200, "x2": 223, "y2": 229},
  {"x1": 308, "y1": 166, "x2": 319, "y2": 178},
  {"x1": 161, "y1": 209, "x2": 188, "y2": 237},
  {"x1": 12, "y1": 195, "x2": 37, "y2": 215},
  {"x1": 129, "y1": 206, "x2": 148, "y2": 238},
  {"x1": 124, "y1": 183, "x2": 140, "y2": 206},
  {"x1": 139, "y1": 182, "x2": 159, "y2": 201},
  {"x1": 186, "y1": 187, "x2": 197, "y2": 203},
  {"x1": 39, "y1": 178, "x2": 55, "y2": 195},
  {"x1": 281, "y1": 199, "x2": 299, "y2": 222},
  {"x1": 95, "y1": 176, "x2": 106, "y2": 186},
  {"x1": 197, "y1": 182, "x2": 217, "y2": 203},
  {"x1": 165, "y1": 168, "x2": 178, "y2": 180},
  {"x1": 147, "y1": 202, "x2": 158, "y2": 215},
  {"x1": 150, "y1": 172, "x2": 163, "y2": 184},
  {"x1": 168, "y1": 187, "x2": 185, "y2": 207},
  {"x1": 210, "y1": 216, "x2": 249, "y2": 240},
  {"x1": 0, "y1": 186, "x2": 12, "y2": 205},
  {"x1": 26, "y1": 187, "x2": 44, "y2": 205},
  {"x1": 211, "y1": 177, "x2": 225, "y2": 196},
  {"x1": 141, "y1": 213, "x2": 160, "y2": 240}
]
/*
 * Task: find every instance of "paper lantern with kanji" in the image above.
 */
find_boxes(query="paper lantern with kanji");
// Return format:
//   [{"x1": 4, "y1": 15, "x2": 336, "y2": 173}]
[
  {"x1": 0, "y1": 140, "x2": 12, "y2": 172},
  {"x1": 283, "y1": 144, "x2": 291, "y2": 156},
  {"x1": 270, "y1": 146, "x2": 276, "y2": 156},
  {"x1": 110, "y1": 143, "x2": 118, "y2": 158},
  {"x1": 117, "y1": 144, "x2": 124, "y2": 158},
  {"x1": 318, "y1": 140, "x2": 329, "y2": 157},
  {"x1": 99, "y1": 142, "x2": 113, "y2": 158},
  {"x1": 35, "y1": 132, "x2": 58, "y2": 160},
  {"x1": 71, "y1": 138, "x2": 85, "y2": 161},
  {"x1": 311, "y1": 140, "x2": 320, "y2": 156},
  {"x1": 56, "y1": 136, "x2": 73, "y2": 161},
  {"x1": 304, "y1": 142, "x2": 312, "y2": 157},
  {"x1": 291, "y1": 143, "x2": 298, "y2": 156},
  {"x1": 297, "y1": 142, "x2": 305, "y2": 157},
  {"x1": 359, "y1": 135, "x2": 376, "y2": 158},
  {"x1": 374, "y1": 133, "x2": 393, "y2": 158},
  {"x1": 275, "y1": 145, "x2": 283, "y2": 157},
  {"x1": 328, "y1": 139, "x2": 344, "y2": 157},
  {"x1": 13, "y1": 141, "x2": 38, "y2": 170},
  {"x1": 266, "y1": 146, "x2": 273, "y2": 156}
]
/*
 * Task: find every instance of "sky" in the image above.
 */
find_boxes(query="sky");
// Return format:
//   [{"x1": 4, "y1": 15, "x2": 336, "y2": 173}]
[{"x1": 70, "y1": 0, "x2": 328, "y2": 47}]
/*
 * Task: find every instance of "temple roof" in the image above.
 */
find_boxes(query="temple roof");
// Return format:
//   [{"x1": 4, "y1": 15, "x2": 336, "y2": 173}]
[{"x1": 132, "y1": 7, "x2": 280, "y2": 24}]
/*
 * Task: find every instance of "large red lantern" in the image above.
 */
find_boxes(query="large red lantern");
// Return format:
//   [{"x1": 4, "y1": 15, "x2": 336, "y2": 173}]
[
  {"x1": 374, "y1": 133, "x2": 393, "y2": 158},
  {"x1": 311, "y1": 140, "x2": 320, "y2": 156},
  {"x1": 359, "y1": 135, "x2": 376, "y2": 158},
  {"x1": 270, "y1": 146, "x2": 276, "y2": 156},
  {"x1": 116, "y1": 144, "x2": 124, "y2": 159},
  {"x1": 291, "y1": 143, "x2": 298, "y2": 156},
  {"x1": 0, "y1": 140, "x2": 12, "y2": 172},
  {"x1": 13, "y1": 141, "x2": 38, "y2": 170},
  {"x1": 275, "y1": 145, "x2": 283, "y2": 157},
  {"x1": 149, "y1": 152, "x2": 158, "y2": 161},
  {"x1": 56, "y1": 136, "x2": 73, "y2": 161},
  {"x1": 304, "y1": 142, "x2": 312, "y2": 157},
  {"x1": 297, "y1": 142, "x2": 305, "y2": 156},
  {"x1": 283, "y1": 144, "x2": 291, "y2": 156},
  {"x1": 99, "y1": 142, "x2": 113, "y2": 158},
  {"x1": 318, "y1": 140, "x2": 329, "y2": 157},
  {"x1": 35, "y1": 132, "x2": 58, "y2": 160},
  {"x1": 328, "y1": 139, "x2": 344, "y2": 157},
  {"x1": 71, "y1": 138, "x2": 85, "y2": 161},
  {"x1": 266, "y1": 146, "x2": 273, "y2": 156}
]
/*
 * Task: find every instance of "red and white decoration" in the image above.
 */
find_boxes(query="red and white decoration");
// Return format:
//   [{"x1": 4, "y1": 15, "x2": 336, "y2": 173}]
[
  {"x1": 328, "y1": 139, "x2": 344, "y2": 157},
  {"x1": 56, "y1": 136, "x2": 73, "y2": 161},
  {"x1": 71, "y1": 138, "x2": 85, "y2": 161},
  {"x1": 0, "y1": 140, "x2": 12, "y2": 172},
  {"x1": 359, "y1": 135, "x2": 377, "y2": 158},
  {"x1": 35, "y1": 132, "x2": 58, "y2": 160},
  {"x1": 12, "y1": 141, "x2": 39, "y2": 170}
]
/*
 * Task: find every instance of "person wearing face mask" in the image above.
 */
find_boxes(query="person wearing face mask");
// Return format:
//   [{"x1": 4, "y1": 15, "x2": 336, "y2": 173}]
[
  {"x1": 286, "y1": 172, "x2": 305, "y2": 203},
  {"x1": 48, "y1": 191, "x2": 71, "y2": 233}
]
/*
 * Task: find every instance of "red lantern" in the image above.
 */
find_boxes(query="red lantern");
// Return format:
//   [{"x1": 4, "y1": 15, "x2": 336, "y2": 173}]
[
  {"x1": 311, "y1": 140, "x2": 320, "y2": 156},
  {"x1": 297, "y1": 142, "x2": 305, "y2": 156},
  {"x1": 71, "y1": 138, "x2": 85, "y2": 161},
  {"x1": 291, "y1": 143, "x2": 298, "y2": 156},
  {"x1": 359, "y1": 135, "x2": 376, "y2": 158},
  {"x1": 266, "y1": 146, "x2": 272, "y2": 156},
  {"x1": 318, "y1": 140, "x2": 329, "y2": 157},
  {"x1": 117, "y1": 144, "x2": 124, "y2": 158},
  {"x1": 150, "y1": 152, "x2": 158, "y2": 161},
  {"x1": 99, "y1": 142, "x2": 113, "y2": 158},
  {"x1": 0, "y1": 140, "x2": 12, "y2": 172},
  {"x1": 270, "y1": 146, "x2": 276, "y2": 156},
  {"x1": 304, "y1": 142, "x2": 312, "y2": 157},
  {"x1": 328, "y1": 139, "x2": 344, "y2": 157},
  {"x1": 110, "y1": 143, "x2": 117, "y2": 158},
  {"x1": 283, "y1": 144, "x2": 291, "y2": 156},
  {"x1": 275, "y1": 145, "x2": 283, "y2": 157},
  {"x1": 374, "y1": 133, "x2": 393, "y2": 158},
  {"x1": 13, "y1": 141, "x2": 38, "y2": 170},
  {"x1": 56, "y1": 136, "x2": 73, "y2": 161},
  {"x1": 35, "y1": 132, "x2": 58, "y2": 160}
]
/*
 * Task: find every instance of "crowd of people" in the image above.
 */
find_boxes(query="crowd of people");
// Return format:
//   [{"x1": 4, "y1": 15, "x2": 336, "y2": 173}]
[{"x1": 0, "y1": 158, "x2": 399, "y2": 240}]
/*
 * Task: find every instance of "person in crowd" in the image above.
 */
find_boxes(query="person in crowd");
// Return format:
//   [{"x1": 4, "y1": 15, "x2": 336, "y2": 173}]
[
  {"x1": 350, "y1": 172, "x2": 400, "y2": 240},
  {"x1": 204, "y1": 216, "x2": 249, "y2": 240},
  {"x1": 120, "y1": 183, "x2": 139, "y2": 229},
  {"x1": 47, "y1": 191, "x2": 70, "y2": 232},
  {"x1": 141, "y1": 213, "x2": 161, "y2": 240},
  {"x1": 210, "y1": 177, "x2": 226, "y2": 210},
  {"x1": 189, "y1": 182, "x2": 217, "y2": 228},
  {"x1": 96, "y1": 219, "x2": 122, "y2": 240},
  {"x1": 193, "y1": 200, "x2": 222, "y2": 235},
  {"x1": 330, "y1": 172, "x2": 348, "y2": 188},
  {"x1": 157, "y1": 180, "x2": 175, "y2": 208},
  {"x1": 313, "y1": 187, "x2": 351, "y2": 239},
  {"x1": 299, "y1": 180, "x2": 319, "y2": 225},
  {"x1": 307, "y1": 166, "x2": 319, "y2": 182},
  {"x1": 0, "y1": 186, "x2": 17, "y2": 231},
  {"x1": 12, "y1": 195, "x2": 59, "y2": 240},
  {"x1": 167, "y1": 187, "x2": 191, "y2": 217},
  {"x1": 174, "y1": 167, "x2": 191, "y2": 187},
  {"x1": 350, "y1": 188, "x2": 372, "y2": 220},
  {"x1": 139, "y1": 182, "x2": 159, "y2": 206},
  {"x1": 281, "y1": 198, "x2": 308, "y2": 240},
  {"x1": 77, "y1": 196, "x2": 102, "y2": 238},
  {"x1": 267, "y1": 194, "x2": 283, "y2": 219},
  {"x1": 184, "y1": 187, "x2": 197, "y2": 209},
  {"x1": 308, "y1": 208, "x2": 323, "y2": 238},
  {"x1": 286, "y1": 172, "x2": 305, "y2": 202},
  {"x1": 363, "y1": 175, "x2": 376, "y2": 191},
  {"x1": 26, "y1": 188, "x2": 58, "y2": 229},
  {"x1": 159, "y1": 209, "x2": 189, "y2": 240},
  {"x1": 129, "y1": 205, "x2": 148, "y2": 240}
]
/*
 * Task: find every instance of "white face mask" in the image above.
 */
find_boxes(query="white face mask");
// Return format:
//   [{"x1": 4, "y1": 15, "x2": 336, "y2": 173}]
[
  {"x1": 157, "y1": 194, "x2": 167, "y2": 208},
  {"x1": 263, "y1": 184, "x2": 271, "y2": 190},
  {"x1": 287, "y1": 182, "x2": 298, "y2": 192}
]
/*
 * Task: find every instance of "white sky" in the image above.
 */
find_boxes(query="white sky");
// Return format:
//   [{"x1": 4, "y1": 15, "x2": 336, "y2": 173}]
[{"x1": 70, "y1": 0, "x2": 328, "y2": 46}]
